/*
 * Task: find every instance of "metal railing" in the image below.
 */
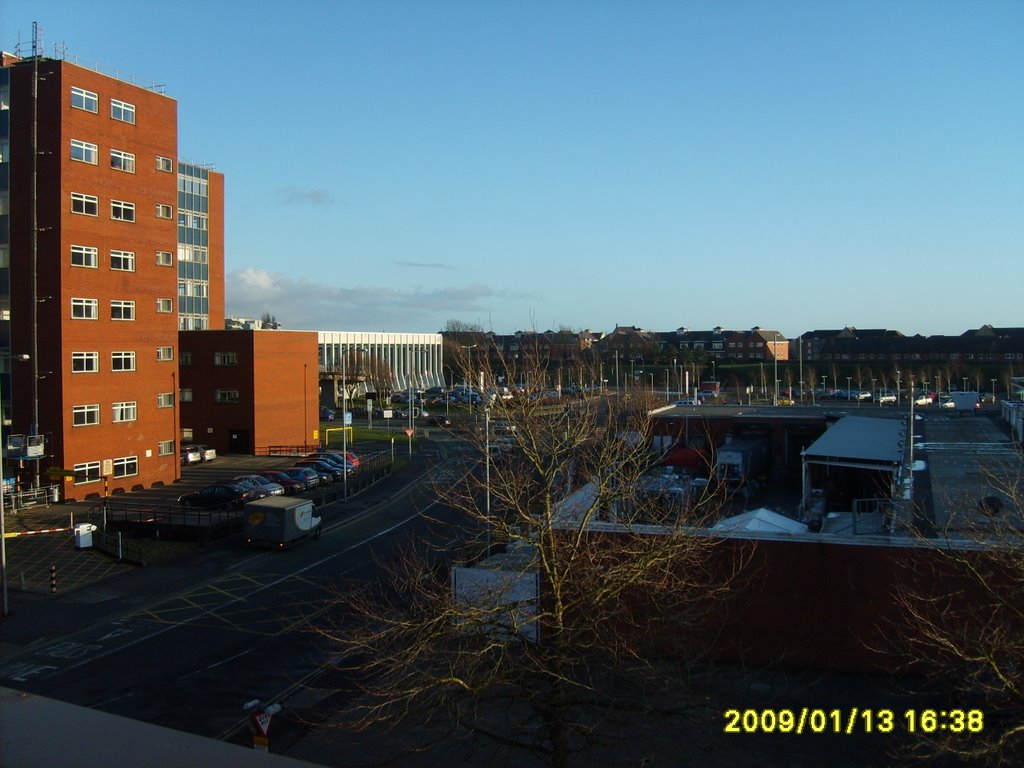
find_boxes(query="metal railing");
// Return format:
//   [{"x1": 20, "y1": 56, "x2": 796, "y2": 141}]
[
  {"x1": 6, "y1": 485, "x2": 59, "y2": 510},
  {"x1": 92, "y1": 529, "x2": 145, "y2": 566}
]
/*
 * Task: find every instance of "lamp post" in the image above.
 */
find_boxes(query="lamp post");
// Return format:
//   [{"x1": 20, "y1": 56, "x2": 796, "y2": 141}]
[
  {"x1": 992, "y1": 378, "x2": 997, "y2": 403},
  {"x1": 484, "y1": 406, "x2": 491, "y2": 554},
  {"x1": 342, "y1": 346, "x2": 348, "y2": 500},
  {"x1": 2, "y1": 354, "x2": 31, "y2": 618},
  {"x1": 962, "y1": 377, "x2": 968, "y2": 393},
  {"x1": 847, "y1": 376, "x2": 852, "y2": 402},
  {"x1": 823, "y1": 375, "x2": 828, "y2": 399},
  {"x1": 773, "y1": 333, "x2": 779, "y2": 406}
]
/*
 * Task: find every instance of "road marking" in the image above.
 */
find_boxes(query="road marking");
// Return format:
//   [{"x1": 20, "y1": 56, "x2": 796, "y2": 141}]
[{"x1": 1, "y1": 489, "x2": 447, "y2": 683}]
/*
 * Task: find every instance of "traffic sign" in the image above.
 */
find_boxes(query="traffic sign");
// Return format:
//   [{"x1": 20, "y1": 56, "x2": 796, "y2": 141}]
[
  {"x1": 405, "y1": 428, "x2": 414, "y2": 437},
  {"x1": 252, "y1": 710, "x2": 273, "y2": 736}
]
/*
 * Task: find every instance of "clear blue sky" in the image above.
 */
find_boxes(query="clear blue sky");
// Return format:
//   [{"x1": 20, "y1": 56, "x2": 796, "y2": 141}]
[{"x1": 6, "y1": 0, "x2": 1022, "y2": 338}]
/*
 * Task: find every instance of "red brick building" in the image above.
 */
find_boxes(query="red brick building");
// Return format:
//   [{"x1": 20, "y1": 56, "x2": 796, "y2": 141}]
[
  {"x1": 178, "y1": 330, "x2": 319, "y2": 456},
  {"x1": 1, "y1": 52, "x2": 221, "y2": 500}
]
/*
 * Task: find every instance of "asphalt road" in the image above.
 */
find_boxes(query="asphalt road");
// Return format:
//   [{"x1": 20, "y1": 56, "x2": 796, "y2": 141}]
[{"x1": 0, "y1": 432, "x2": 479, "y2": 753}]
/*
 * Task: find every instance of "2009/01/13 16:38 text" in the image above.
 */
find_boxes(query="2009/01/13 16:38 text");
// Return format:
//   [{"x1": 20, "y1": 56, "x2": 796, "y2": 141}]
[{"x1": 723, "y1": 708, "x2": 984, "y2": 735}]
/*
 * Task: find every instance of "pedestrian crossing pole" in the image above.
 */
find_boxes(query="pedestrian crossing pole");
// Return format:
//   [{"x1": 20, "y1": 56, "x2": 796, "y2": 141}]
[{"x1": 49, "y1": 564, "x2": 56, "y2": 594}]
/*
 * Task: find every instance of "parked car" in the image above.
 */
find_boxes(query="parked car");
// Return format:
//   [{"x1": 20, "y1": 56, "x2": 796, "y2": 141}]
[
  {"x1": 878, "y1": 392, "x2": 897, "y2": 404},
  {"x1": 234, "y1": 474, "x2": 285, "y2": 497},
  {"x1": 192, "y1": 444, "x2": 217, "y2": 461},
  {"x1": 427, "y1": 415, "x2": 452, "y2": 427},
  {"x1": 258, "y1": 470, "x2": 307, "y2": 495},
  {"x1": 178, "y1": 482, "x2": 254, "y2": 510},
  {"x1": 313, "y1": 450, "x2": 360, "y2": 468},
  {"x1": 294, "y1": 459, "x2": 343, "y2": 482},
  {"x1": 280, "y1": 466, "x2": 323, "y2": 489},
  {"x1": 915, "y1": 394, "x2": 934, "y2": 406},
  {"x1": 180, "y1": 445, "x2": 202, "y2": 465},
  {"x1": 231, "y1": 476, "x2": 278, "y2": 500},
  {"x1": 320, "y1": 407, "x2": 336, "y2": 421},
  {"x1": 306, "y1": 454, "x2": 356, "y2": 475},
  {"x1": 673, "y1": 398, "x2": 700, "y2": 407},
  {"x1": 940, "y1": 398, "x2": 956, "y2": 409}
]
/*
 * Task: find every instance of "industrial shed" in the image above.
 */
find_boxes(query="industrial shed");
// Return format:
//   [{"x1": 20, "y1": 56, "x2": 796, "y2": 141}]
[{"x1": 800, "y1": 416, "x2": 908, "y2": 528}]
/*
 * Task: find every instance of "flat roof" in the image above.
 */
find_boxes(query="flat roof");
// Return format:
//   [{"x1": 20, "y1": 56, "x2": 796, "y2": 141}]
[{"x1": 803, "y1": 416, "x2": 906, "y2": 465}]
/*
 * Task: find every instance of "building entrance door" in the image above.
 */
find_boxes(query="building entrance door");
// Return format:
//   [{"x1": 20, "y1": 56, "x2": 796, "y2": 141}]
[{"x1": 228, "y1": 429, "x2": 251, "y2": 454}]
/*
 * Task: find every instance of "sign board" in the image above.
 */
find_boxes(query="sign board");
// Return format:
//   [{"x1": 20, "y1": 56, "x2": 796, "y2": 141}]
[
  {"x1": 252, "y1": 710, "x2": 274, "y2": 736},
  {"x1": 102, "y1": 459, "x2": 113, "y2": 476},
  {"x1": 48, "y1": 468, "x2": 77, "y2": 479},
  {"x1": 344, "y1": 411, "x2": 352, "y2": 426},
  {"x1": 366, "y1": 399, "x2": 373, "y2": 412},
  {"x1": 383, "y1": 409, "x2": 393, "y2": 419}
]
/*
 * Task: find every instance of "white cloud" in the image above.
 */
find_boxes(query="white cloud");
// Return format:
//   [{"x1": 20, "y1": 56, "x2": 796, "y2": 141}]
[{"x1": 226, "y1": 268, "x2": 532, "y2": 332}]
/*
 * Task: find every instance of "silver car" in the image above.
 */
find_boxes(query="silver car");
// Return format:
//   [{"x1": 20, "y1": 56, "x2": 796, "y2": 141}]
[{"x1": 234, "y1": 474, "x2": 285, "y2": 497}]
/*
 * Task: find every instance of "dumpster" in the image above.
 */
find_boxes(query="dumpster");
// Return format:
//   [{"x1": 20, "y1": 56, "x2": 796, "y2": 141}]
[{"x1": 74, "y1": 523, "x2": 97, "y2": 549}]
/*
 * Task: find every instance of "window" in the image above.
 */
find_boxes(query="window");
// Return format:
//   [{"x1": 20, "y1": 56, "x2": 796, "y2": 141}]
[
  {"x1": 111, "y1": 200, "x2": 135, "y2": 221},
  {"x1": 71, "y1": 87, "x2": 98, "y2": 113},
  {"x1": 71, "y1": 352, "x2": 99, "y2": 373},
  {"x1": 156, "y1": 298, "x2": 173, "y2": 313},
  {"x1": 179, "y1": 352, "x2": 192, "y2": 366},
  {"x1": 214, "y1": 351, "x2": 239, "y2": 366},
  {"x1": 179, "y1": 388, "x2": 193, "y2": 403},
  {"x1": 156, "y1": 345, "x2": 174, "y2": 361},
  {"x1": 156, "y1": 156, "x2": 173, "y2": 172},
  {"x1": 73, "y1": 404, "x2": 100, "y2": 426},
  {"x1": 156, "y1": 203, "x2": 173, "y2": 219},
  {"x1": 157, "y1": 392, "x2": 174, "y2": 408},
  {"x1": 71, "y1": 245, "x2": 98, "y2": 268},
  {"x1": 158, "y1": 440, "x2": 175, "y2": 456},
  {"x1": 110, "y1": 149, "x2": 135, "y2": 173},
  {"x1": 71, "y1": 298, "x2": 99, "y2": 319},
  {"x1": 112, "y1": 456, "x2": 139, "y2": 478},
  {"x1": 111, "y1": 300, "x2": 136, "y2": 320},
  {"x1": 73, "y1": 461, "x2": 102, "y2": 485},
  {"x1": 72, "y1": 193, "x2": 99, "y2": 216},
  {"x1": 112, "y1": 401, "x2": 137, "y2": 423},
  {"x1": 110, "y1": 250, "x2": 135, "y2": 271},
  {"x1": 215, "y1": 389, "x2": 240, "y2": 403},
  {"x1": 156, "y1": 251, "x2": 173, "y2": 266},
  {"x1": 71, "y1": 139, "x2": 98, "y2": 164},
  {"x1": 182, "y1": 428, "x2": 194, "y2": 443},
  {"x1": 111, "y1": 351, "x2": 136, "y2": 371},
  {"x1": 111, "y1": 99, "x2": 135, "y2": 124}
]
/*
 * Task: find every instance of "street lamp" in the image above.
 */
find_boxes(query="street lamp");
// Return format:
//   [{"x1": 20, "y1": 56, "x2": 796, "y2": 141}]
[
  {"x1": 2, "y1": 353, "x2": 31, "y2": 617},
  {"x1": 847, "y1": 376, "x2": 852, "y2": 402},
  {"x1": 484, "y1": 406, "x2": 491, "y2": 554},
  {"x1": 342, "y1": 347, "x2": 348, "y2": 499},
  {"x1": 992, "y1": 378, "x2": 997, "y2": 403},
  {"x1": 773, "y1": 333, "x2": 779, "y2": 407}
]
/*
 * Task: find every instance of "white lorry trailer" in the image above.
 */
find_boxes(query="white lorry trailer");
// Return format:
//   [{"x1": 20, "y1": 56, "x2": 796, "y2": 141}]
[{"x1": 244, "y1": 496, "x2": 322, "y2": 548}]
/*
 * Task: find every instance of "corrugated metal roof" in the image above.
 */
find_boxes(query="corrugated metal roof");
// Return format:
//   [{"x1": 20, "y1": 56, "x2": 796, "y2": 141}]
[{"x1": 803, "y1": 416, "x2": 906, "y2": 465}]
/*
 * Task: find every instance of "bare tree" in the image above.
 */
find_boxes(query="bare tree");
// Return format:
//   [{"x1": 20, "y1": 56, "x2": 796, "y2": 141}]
[
  {"x1": 888, "y1": 465, "x2": 1024, "y2": 766},
  {"x1": 315, "y1": 354, "x2": 744, "y2": 767}
]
